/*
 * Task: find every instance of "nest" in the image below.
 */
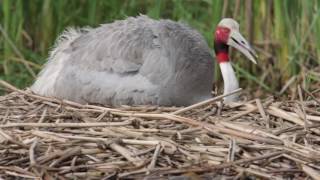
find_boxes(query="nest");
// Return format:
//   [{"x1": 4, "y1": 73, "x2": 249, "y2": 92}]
[{"x1": 0, "y1": 80, "x2": 320, "y2": 180}]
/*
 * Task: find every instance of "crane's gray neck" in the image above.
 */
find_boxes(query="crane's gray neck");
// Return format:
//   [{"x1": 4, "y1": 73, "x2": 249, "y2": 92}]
[{"x1": 219, "y1": 62, "x2": 239, "y2": 102}]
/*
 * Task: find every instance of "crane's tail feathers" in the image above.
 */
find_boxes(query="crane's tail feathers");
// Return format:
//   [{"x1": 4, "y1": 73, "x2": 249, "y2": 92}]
[
  {"x1": 31, "y1": 27, "x2": 90, "y2": 96},
  {"x1": 51, "y1": 27, "x2": 91, "y2": 57}
]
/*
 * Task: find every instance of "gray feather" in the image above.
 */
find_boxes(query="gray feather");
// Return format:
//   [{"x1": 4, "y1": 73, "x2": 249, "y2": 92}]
[{"x1": 31, "y1": 15, "x2": 214, "y2": 106}]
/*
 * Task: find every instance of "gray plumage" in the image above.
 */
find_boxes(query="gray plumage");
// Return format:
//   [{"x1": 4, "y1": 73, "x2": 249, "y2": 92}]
[{"x1": 31, "y1": 15, "x2": 214, "y2": 106}]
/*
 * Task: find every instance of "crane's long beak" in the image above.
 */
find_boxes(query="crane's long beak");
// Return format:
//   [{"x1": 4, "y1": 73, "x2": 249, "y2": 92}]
[{"x1": 227, "y1": 30, "x2": 258, "y2": 64}]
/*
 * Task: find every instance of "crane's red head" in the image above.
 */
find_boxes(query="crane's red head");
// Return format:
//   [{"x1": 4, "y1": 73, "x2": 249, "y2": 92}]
[
  {"x1": 214, "y1": 18, "x2": 258, "y2": 64},
  {"x1": 214, "y1": 27, "x2": 231, "y2": 63}
]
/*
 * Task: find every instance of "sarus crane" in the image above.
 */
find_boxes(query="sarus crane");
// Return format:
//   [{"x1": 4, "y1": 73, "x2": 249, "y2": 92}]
[{"x1": 31, "y1": 15, "x2": 257, "y2": 106}]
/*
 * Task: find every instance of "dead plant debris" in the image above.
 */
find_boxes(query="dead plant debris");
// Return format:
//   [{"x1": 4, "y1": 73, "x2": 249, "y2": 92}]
[{"x1": 0, "y1": 80, "x2": 319, "y2": 179}]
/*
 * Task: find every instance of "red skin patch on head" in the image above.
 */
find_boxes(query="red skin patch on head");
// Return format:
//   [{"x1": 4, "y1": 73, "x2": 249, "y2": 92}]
[
  {"x1": 214, "y1": 26, "x2": 231, "y2": 63},
  {"x1": 215, "y1": 27, "x2": 231, "y2": 44},
  {"x1": 216, "y1": 52, "x2": 229, "y2": 63}
]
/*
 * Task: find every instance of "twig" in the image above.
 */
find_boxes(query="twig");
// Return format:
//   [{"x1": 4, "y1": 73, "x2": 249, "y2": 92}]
[
  {"x1": 236, "y1": 166, "x2": 282, "y2": 180},
  {"x1": 49, "y1": 147, "x2": 81, "y2": 167},
  {"x1": 267, "y1": 106, "x2": 304, "y2": 125},
  {"x1": 0, "y1": 121, "x2": 132, "y2": 128},
  {"x1": 0, "y1": 129, "x2": 29, "y2": 148},
  {"x1": 302, "y1": 165, "x2": 320, "y2": 180},
  {"x1": 172, "y1": 88, "x2": 242, "y2": 115},
  {"x1": 227, "y1": 139, "x2": 236, "y2": 162},
  {"x1": 154, "y1": 151, "x2": 284, "y2": 175},
  {"x1": 279, "y1": 76, "x2": 296, "y2": 95},
  {"x1": 147, "y1": 144, "x2": 161, "y2": 170},
  {"x1": 109, "y1": 143, "x2": 143, "y2": 167},
  {"x1": 298, "y1": 85, "x2": 308, "y2": 131},
  {"x1": 225, "y1": 106, "x2": 257, "y2": 121},
  {"x1": 29, "y1": 138, "x2": 38, "y2": 166},
  {"x1": 256, "y1": 99, "x2": 270, "y2": 128}
]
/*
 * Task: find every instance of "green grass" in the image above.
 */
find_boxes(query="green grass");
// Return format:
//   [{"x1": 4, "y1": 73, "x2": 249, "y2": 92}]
[{"x1": 0, "y1": 0, "x2": 319, "y2": 96}]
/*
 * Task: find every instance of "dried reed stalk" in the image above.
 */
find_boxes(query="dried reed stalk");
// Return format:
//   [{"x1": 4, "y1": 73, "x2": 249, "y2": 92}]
[{"x1": 0, "y1": 80, "x2": 319, "y2": 179}]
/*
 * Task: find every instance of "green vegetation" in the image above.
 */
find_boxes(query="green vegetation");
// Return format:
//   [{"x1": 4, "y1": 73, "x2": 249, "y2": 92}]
[{"x1": 1, "y1": 0, "x2": 320, "y2": 96}]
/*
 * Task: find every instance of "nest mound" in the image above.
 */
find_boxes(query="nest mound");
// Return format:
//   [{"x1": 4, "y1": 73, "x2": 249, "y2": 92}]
[{"x1": 0, "y1": 80, "x2": 320, "y2": 179}]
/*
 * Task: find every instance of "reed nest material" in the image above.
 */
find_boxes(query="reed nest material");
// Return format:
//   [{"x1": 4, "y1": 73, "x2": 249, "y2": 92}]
[{"x1": 0, "y1": 80, "x2": 320, "y2": 179}]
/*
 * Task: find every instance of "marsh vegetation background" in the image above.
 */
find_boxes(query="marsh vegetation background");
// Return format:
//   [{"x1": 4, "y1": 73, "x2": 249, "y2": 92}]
[{"x1": 1, "y1": 0, "x2": 319, "y2": 97}]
